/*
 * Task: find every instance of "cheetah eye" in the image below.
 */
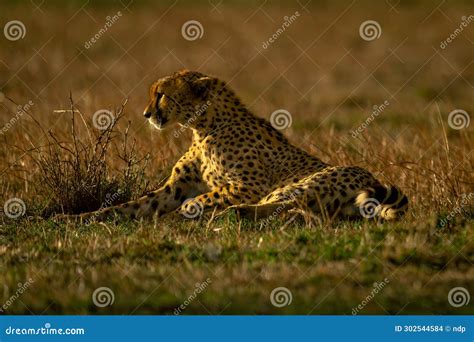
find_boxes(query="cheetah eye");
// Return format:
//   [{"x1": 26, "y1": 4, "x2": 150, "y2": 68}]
[{"x1": 156, "y1": 92, "x2": 163, "y2": 100}]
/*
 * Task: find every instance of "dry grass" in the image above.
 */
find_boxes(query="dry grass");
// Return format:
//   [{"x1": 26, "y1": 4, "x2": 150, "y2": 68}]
[
  {"x1": 0, "y1": 0, "x2": 472, "y2": 314},
  {"x1": 29, "y1": 96, "x2": 151, "y2": 217}
]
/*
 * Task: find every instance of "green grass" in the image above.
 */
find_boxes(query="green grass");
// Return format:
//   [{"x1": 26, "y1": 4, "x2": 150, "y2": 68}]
[{"x1": 1, "y1": 211, "x2": 472, "y2": 314}]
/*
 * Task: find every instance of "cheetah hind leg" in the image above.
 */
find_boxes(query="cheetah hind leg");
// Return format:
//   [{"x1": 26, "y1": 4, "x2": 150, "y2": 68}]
[{"x1": 217, "y1": 201, "x2": 294, "y2": 222}]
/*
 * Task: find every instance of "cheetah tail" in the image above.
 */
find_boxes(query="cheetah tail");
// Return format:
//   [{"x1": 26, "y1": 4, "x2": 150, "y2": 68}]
[{"x1": 355, "y1": 185, "x2": 409, "y2": 220}]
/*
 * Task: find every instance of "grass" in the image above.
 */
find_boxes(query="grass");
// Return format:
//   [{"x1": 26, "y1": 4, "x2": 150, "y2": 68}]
[
  {"x1": 0, "y1": 0, "x2": 473, "y2": 314},
  {"x1": 1, "y1": 214, "x2": 472, "y2": 314}
]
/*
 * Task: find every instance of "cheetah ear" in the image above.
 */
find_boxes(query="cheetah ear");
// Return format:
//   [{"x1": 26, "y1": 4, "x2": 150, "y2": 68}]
[{"x1": 190, "y1": 77, "x2": 213, "y2": 99}]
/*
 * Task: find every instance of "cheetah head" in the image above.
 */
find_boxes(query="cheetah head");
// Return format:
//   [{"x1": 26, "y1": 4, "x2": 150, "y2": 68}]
[{"x1": 143, "y1": 70, "x2": 215, "y2": 130}]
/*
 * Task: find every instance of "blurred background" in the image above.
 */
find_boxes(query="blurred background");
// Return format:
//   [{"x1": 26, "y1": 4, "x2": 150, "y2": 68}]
[
  {"x1": 1, "y1": 0, "x2": 472, "y2": 199},
  {"x1": 1, "y1": 0, "x2": 472, "y2": 194}
]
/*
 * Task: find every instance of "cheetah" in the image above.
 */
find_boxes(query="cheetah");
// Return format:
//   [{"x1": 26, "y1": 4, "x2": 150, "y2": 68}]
[{"x1": 57, "y1": 70, "x2": 408, "y2": 223}]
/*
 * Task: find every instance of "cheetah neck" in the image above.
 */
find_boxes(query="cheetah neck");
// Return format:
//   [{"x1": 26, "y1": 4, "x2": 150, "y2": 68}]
[{"x1": 189, "y1": 87, "x2": 255, "y2": 139}]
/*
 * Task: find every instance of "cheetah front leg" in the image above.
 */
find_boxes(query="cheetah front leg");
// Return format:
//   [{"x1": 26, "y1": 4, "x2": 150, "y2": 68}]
[
  {"x1": 55, "y1": 155, "x2": 206, "y2": 223},
  {"x1": 178, "y1": 183, "x2": 264, "y2": 218}
]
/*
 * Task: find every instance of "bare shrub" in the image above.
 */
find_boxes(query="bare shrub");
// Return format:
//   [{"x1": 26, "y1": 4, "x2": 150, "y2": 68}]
[{"x1": 24, "y1": 95, "x2": 150, "y2": 217}]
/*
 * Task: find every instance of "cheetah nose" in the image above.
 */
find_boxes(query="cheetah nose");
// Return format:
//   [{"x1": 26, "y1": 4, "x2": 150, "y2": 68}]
[{"x1": 143, "y1": 111, "x2": 152, "y2": 119}]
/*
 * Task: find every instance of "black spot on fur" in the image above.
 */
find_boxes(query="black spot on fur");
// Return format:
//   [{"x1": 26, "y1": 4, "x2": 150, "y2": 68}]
[{"x1": 174, "y1": 187, "x2": 182, "y2": 201}]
